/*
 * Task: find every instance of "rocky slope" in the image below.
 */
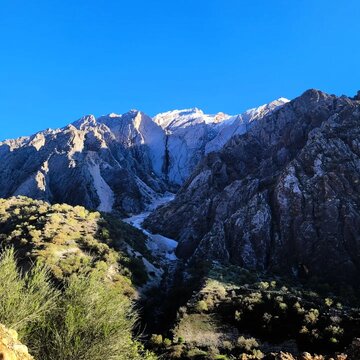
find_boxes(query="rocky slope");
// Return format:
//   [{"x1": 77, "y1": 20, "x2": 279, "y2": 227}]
[
  {"x1": 0, "y1": 100, "x2": 287, "y2": 215},
  {"x1": 154, "y1": 99, "x2": 288, "y2": 185},
  {"x1": 0, "y1": 111, "x2": 167, "y2": 215},
  {"x1": 144, "y1": 89, "x2": 360, "y2": 288}
]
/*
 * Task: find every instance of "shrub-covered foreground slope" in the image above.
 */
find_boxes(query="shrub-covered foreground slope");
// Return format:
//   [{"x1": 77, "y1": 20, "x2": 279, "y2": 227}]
[
  {"x1": 146, "y1": 264, "x2": 360, "y2": 360},
  {"x1": 0, "y1": 196, "x2": 156, "y2": 360},
  {"x1": 0, "y1": 196, "x2": 152, "y2": 289}
]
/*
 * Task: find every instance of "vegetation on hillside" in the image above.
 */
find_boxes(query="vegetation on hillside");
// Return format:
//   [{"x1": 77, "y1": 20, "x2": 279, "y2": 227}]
[
  {"x1": 1, "y1": 196, "x2": 360, "y2": 359},
  {"x1": 0, "y1": 243, "x2": 156, "y2": 360},
  {"x1": 0, "y1": 197, "x2": 157, "y2": 359},
  {"x1": 147, "y1": 264, "x2": 360, "y2": 360},
  {"x1": 0, "y1": 196, "x2": 150, "y2": 289}
]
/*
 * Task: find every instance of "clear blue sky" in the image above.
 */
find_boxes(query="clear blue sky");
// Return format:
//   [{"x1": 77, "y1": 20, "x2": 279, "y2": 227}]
[{"x1": 1, "y1": 0, "x2": 360, "y2": 140}]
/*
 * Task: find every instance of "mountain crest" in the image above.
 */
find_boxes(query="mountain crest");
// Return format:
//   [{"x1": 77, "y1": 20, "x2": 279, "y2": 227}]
[
  {"x1": 0, "y1": 95, "x2": 295, "y2": 213},
  {"x1": 72, "y1": 114, "x2": 97, "y2": 130}
]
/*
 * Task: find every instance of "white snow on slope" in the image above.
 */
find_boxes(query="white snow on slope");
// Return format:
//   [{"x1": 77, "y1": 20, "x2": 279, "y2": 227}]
[
  {"x1": 153, "y1": 99, "x2": 289, "y2": 183},
  {"x1": 205, "y1": 98, "x2": 290, "y2": 154},
  {"x1": 154, "y1": 108, "x2": 230, "y2": 130},
  {"x1": 124, "y1": 193, "x2": 178, "y2": 286},
  {"x1": 87, "y1": 153, "x2": 115, "y2": 212}
]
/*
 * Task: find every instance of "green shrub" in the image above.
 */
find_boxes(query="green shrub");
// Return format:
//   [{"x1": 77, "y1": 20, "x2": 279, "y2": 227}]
[
  {"x1": 0, "y1": 248, "x2": 58, "y2": 339},
  {"x1": 258, "y1": 281, "x2": 269, "y2": 290},
  {"x1": 237, "y1": 336, "x2": 259, "y2": 351},
  {"x1": 304, "y1": 308, "x2": 319, "y2": 324},
  {"x1": 31, "y1": 272, "x2": 156, "y2": 360},
  {"x1": 251, "y1": 349, "x2": 264, "y2": 359},
  {"x1": 195, "y1": 300, "x2": 208, "y2": 312},
  {"x1": 163, "y1": 338, "x2": 172, "y2": 347},
  {"x1": 0, "y1": 243, "x2": 156, "y2": 360},
  {"x1": 150, "y1": 334, "x2": 163, "y2": 347},
  {"x1": 325, "y1": 298, "x2": 333, "y2": 307}
]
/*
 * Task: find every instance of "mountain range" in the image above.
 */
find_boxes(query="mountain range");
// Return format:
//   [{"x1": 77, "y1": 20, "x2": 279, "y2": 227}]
[
  {"x1": 145, "y1": 89, "x2": 360, "y2": 288},
  {"x1": 2, "y1": 89, "x2": 360, "y2": 359},
  {"x1": 2, "y1": 90, "x2": 360, "y2": 289},
  {"x1": 0, "y1": 98, "x2": 288, "y2": 215}
]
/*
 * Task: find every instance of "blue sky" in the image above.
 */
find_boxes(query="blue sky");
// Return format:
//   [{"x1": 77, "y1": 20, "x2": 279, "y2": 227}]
[{"x1": 1, "y1": 0, "x2": 360, "y2": 140}]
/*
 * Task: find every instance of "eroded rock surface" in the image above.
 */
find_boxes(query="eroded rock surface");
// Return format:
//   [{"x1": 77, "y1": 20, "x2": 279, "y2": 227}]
[
  {"x1": 145, "y1": 90, "x2": 360, "y2": 286},
  {"x1": 0, "y1": 100, "x2": 287, "y2": 215},
  {"x1": 0, "y1": 325, "x2": 34, "y2": 360}
]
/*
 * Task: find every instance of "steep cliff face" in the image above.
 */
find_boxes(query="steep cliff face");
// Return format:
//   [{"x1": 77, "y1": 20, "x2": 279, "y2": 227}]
[
  {"x1": 154, "y1": 101, "x2": 288, "y2": 184},
  {"x1": 0, "y1": 111, "x2": 166, "y2": 215},
  {"x1": 145, "y1": 90, "x2": 360, "y2": 286},
  {"x1": 0, "y1": 100, "x2": 288, "y2": 214}
]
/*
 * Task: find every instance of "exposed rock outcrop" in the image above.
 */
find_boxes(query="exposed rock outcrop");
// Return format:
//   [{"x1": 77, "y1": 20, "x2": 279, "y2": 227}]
[
  {"x1": 0, "y1": 325, "x2": 34, "y2": 360},
  {"x1": 145, "y1": 90, "x2": 360, "y2": 287},
  {"x1": 0, "y1": 111, "x2": 166, "y2": 215},
  {"x1": 0, "y1": 100, "x2": 288, "y2": 215}
]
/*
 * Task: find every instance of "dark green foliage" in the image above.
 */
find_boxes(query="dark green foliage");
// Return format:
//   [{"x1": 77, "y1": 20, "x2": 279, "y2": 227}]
[
  {"x1": 152, "y1": 264, "x2": 360, "y2": 359},
  {"x1": 0, "y1": 248, "x2": 57, "y2": 340},
  {"x1": 32, "y1": 272, "x2": 156, "y2": 360}
]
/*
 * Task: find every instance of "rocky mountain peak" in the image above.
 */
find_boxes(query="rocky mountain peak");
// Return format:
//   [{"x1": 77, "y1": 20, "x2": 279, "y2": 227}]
[
  {"x1": 145, "y1": 90, "x2": 360, "y2": 288},
  {"x1": 353, "y1": 90, "x2": 360, "y2": 101},
  {"x1": 297, "y1": 88, "x2": 331, "y2": 103},
  {"x1": 153, "y1": 107, "x2": 208, "y2": 130},
  {"x1": 0, "y1": 96, "x2": 299, "y2": 210},
  {"x1": 72, "y1": 114, "x2": 97, "y2": 130}
]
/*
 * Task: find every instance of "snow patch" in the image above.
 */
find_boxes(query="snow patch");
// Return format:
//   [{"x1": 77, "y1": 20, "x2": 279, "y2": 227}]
[
  {"x1": 30, "y1": 133, "x2": 46, "y2": 151},
  {"x1": 124, "y1": 192, "x2": 178, "y2": 266},
  {"x1": 87, "y1": 153, "x2": 115, "y2": 212}
]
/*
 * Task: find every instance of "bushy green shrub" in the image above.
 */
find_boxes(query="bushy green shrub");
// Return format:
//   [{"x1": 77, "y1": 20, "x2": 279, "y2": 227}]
[
  {"x1": 304, "y1": 308, "x2": 319, "y2": 324},
  {"x1": 0, "y1": 246, "x2": 156, "y2": 360},
  {"x1": 0, "y1": 248, "x2": 57, "y2": 339},
  {"x1": 195, "y1": 300, "x2": 209, "y2": 312},
  {"x1": 32, "y1": 272, "x2": 155, "y2": 360},
  {"x1": 237, "y1": 336, "x2": 259, "y2": 351},
  {"x1": 150, "y1": 334, "x2": 163, "y2": 347}
]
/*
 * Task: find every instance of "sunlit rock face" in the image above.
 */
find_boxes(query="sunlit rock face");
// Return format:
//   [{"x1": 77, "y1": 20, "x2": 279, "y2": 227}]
[
  {"x1": 0, "y1": 111, "x2": 166, "y2": 215},
  {"x1": 0, "y1": 324, "x2": 34, "y2": 360},
  {"x1": 145, "y1": 90, "x2": 360, "y2": 286},
  {"x1": 154, "y1": 100, "x2": 288, "y2": 185},
  {"x1": 0, "y1": 100, "x2": 288, "y2": 214}
]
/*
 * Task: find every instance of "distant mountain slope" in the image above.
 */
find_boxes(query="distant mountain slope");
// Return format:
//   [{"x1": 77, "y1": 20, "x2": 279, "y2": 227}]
[
  {"x1": 0, "y1": 196, "x2": 150, "y2": 290},
  {"x1": 0, "y1": 111, "x2": 166, "y2": 215},
  {"x1": 0, "y1": 100, "x2": 288, "y2": 214},
  {"x1": 145, "y1": 89, "x2": 360, "y2": 288}
]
